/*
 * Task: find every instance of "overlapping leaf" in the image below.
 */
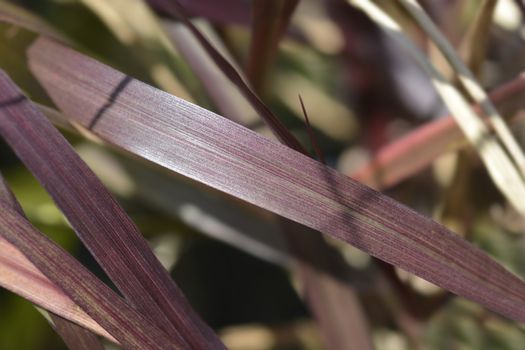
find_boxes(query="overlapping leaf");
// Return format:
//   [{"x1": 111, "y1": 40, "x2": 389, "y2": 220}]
[
  {"x1": 147, "y1": 0, "x2": 307, "y2": 154},
  {"x1": 147, "y1": 0, "x2": 250, "y2": 26},
  {"x1": 27, "y1": 37, "x2": 525, "y2": 323},
  {"x1": 0, "y1": 69, "x2": 223, "y2": 349},
  {"x1": 349, "y1": 0, "x2": 525, "y2": 216},
  {"x1": 0, "y1": 202, "x2": 114, "y2": 343},
  {"x1": 0, "y1": 77, "x2": 192, "y2": 346},
  {"x1": 0, "y1": 202, "x2": 178, "y2": 349},
  {"x1": 353, "y1": 73, "x2": 525, "y2": 189},
  {"x1": 0, "y1": 173, "x2": 106, "y2": 348}
]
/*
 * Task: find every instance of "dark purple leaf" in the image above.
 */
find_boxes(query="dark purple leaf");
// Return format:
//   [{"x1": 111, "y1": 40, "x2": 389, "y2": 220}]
[
  {"x1": 0, "y1": 69, "x2": 224, "y2": 350},
  {"x1": 0, "y1": 173, "x2": 105, "y2": 350},
  {"x1": 147, "y1": 0, "x2": 251, "y2": 26},
  {"x1": 0, "y1": 224, "x2": 115, "y2": 343},
  {"x1": 157, "y1": 6, "x2": 372, "y2": 345},
  {"x1": 0, "y1": 201, "x2": 179, "y2": 349},
  {"x1": 52, "y1": 315, "x2": 106, "y2": 350}
]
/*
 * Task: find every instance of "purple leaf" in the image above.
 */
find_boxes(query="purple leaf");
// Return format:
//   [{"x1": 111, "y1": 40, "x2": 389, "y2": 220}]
[
  {"x1": 146, "y1": 0, "x2": 308, "y2": 155},
  {"x1": 0, "y1": 223, "x2": 115, "y2": 343},
  {"x1": 0, "y1": 201, "x2": 179, "y2": 349},
  {"x1": 0, "y1": 173, "x2": 105, "y2": 349},
  {"x1": 0, "y1": 69, "x2": 224, "y2": 349},
  {"x1": 147, "y1": 0, "x2": 251, "y2": 26},
  {"x1": 51, "y1": 315, "x2": 106, "y2": 350},
  {"x1": 27, "y1": 37, "x2": 525, "y2": 323}
]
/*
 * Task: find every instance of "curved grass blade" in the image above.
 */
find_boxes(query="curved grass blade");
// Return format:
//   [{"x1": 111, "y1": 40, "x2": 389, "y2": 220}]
[
  {"x1": 0, "y1": 173, "x2": 106, "y2": 349},
  {"x1": 0, "y1": 202, "x2": 180, "y2": 350},
  {"x1": 28, "y1": 37, "x2": 525, "y2": 323},
  {"x1": 0, "y1": 70, "x2": 224, "y2": 350}
]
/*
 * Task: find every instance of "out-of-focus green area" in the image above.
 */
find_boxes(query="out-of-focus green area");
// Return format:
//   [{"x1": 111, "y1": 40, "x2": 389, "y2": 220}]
[{"x1": 1, "y1": 0, "x2": 525, "y2": 349}]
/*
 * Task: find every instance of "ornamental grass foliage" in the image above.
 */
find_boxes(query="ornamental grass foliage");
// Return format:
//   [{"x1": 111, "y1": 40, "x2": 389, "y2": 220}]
[{"x1": 1, "y1": 0, "x2": 525, "y2": 349}]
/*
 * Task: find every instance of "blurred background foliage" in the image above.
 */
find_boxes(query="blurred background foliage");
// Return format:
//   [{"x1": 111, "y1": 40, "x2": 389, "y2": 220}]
[{"x1": 1, "y1": 0, "x2": 525, "y2": 349}]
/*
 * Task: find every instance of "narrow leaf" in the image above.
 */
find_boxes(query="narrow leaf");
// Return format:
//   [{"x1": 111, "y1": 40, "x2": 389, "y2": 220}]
[
  {"x1": 0, "y1": 69, "x2": 224, "y2": 350},
  {"x1": 459, "y1": 0, "x2": 498, "y2": 76},
  {"x1": 299, "y1": 95, "x2": 325, "y2": 164},
  {"x1": 0, "y1": 173, "x2": 106, "y2": 349},
  {"x1": 349, "y1": 0, "x2": 525, "y2": 215},
  {"x1": 147, "y1": 0, "x2": 251, "y2": 26},
  {"x1": 146, "y1": 0, "x2": 308, "y2": 154},
  {"x1": 51, "y1": 315, "x2": 106, "y2": 350},
  {"x1": 28, "y1": 37, "x2": 525, "y2": 323},
  {"x1": 0, "y1": 202, "x2": 179, "y2": 349},
  {"x1": 352, "y1": 73, "x2": 525, "y2": 189},
  {"x1": 162, "y1": 20, "x2": 260, "y2": 127},
  {"x1": 0, "y1": 213, "x2": 115, "y2": 343},
  {"x1": 396, "y1": 0, "x2": 525, "y2": 174},
  {"x1": 0, "y1": 2, "x2": 65, "y2": 42},
  {"x1": 246, "y1": 0, "x2": 298, "y2": 92}
]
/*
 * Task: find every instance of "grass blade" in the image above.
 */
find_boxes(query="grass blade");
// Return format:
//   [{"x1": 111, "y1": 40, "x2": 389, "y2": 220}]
[
  {"x1": 0, "y1": 203, "x2": 115, "y2": 344},
  {"x1": 459, "y1": 0, "x2": 498, "y2": 76},
  {"x1": 51, "y1": 315, "x2": 105, "y2": 350},
  {"x1": 151, "y1": 5, "x2": 373, "y2": 345},
  {"x1": 0, "y1": 2, "x2": 65, "y2": 42},
  {"x1": 0, "y1": 69, "x2": 224, "y2": 349},
  {"x1": 349, "y1": 0, "x2": 525, "y2": 215},
  {"x1": 299, "y1": 95, "x2": 325, "y2": 164},
  {"x1": 147, "y1": 0, "x2": 251, "y2": 26},
  {"x1": 162, "y1": 20, "x2": 260, "y2": 127},
  {"x1": 352, "y1": 73, "x2": 525, "y2": 189},
  {"x1": 0, "y1": 202, "x2": 179, "y2": 349},
  {"x1": 396, "y1": 0, "x2": 525, "y2": 174},
  {"x1": 28, "y1": 37, "x2": 525, "y2": 323},
  {"x1": 147, "y1": 0, "x2": 308, "y2": 154},
  {"x1": 246, "y1": 0, "x2": 298, "y2": 92},
  {"x1": 0, "y1": 173, "x2": 106, "y2": 349}
]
